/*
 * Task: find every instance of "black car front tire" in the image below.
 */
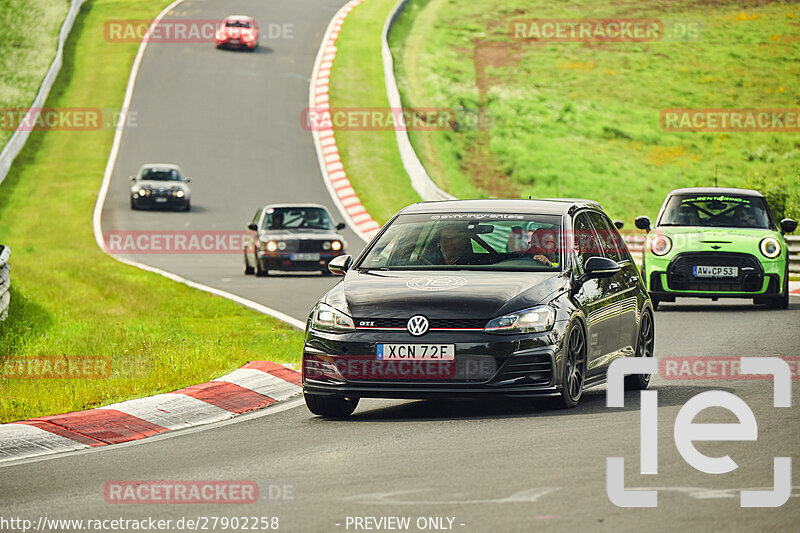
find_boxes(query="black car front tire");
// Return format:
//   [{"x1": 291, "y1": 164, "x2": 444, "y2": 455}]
[
  {"x1": 255, "y1": 256, "x2": 269, "y2": 277},
  {"x1": 555, "y1": 321, "x2": 587, "y2": 409},
  {"x1": 625, "y1": 310, "x2": 654, "y2": 390},
  {"x1": 244, "y1": 253, "x2": 254, "y2": 275},
  {"x1": 304, "y1": 394, "x2": 358, "y2": 417}
]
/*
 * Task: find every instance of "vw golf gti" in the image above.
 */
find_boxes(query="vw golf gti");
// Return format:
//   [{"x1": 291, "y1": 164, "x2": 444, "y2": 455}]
[{"x1": 302, "y1": 199, "x2": 655, "y2": 416}]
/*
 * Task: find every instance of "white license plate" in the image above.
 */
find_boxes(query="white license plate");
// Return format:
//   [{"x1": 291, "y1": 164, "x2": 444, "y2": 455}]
[
  {"x1": 154, "y1": 197, "x2": 167, "y2": 203},
  {"x1": 291, "y1": 253, "x2": 320, "y2": 261},
  {"x1": 693, "y1": 266, "x2": 738, "y2": 278},
  {"x1": 230, "y1": 39, "x2": 240, "y2": 44},
  {"x1": 376, "y1": 344, "x2": 455, "y2": 360}
]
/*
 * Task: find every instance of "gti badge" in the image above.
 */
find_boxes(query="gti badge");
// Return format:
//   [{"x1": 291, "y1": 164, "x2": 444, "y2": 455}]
[{"x1": 407, "y1": 315, "x2": 429, "y2": 336}]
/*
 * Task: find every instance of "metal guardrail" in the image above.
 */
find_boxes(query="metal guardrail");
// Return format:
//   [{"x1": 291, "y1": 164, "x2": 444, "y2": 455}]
[
  {"x1": 0, "y1": 0, "x2": 87, "y2": 188},
  {"x1": 0, "y1": 245, "x2": 10, "y2": 321},
  {"x1": 787, "y1": 235, "x2": 800, "y2": 274},
  {"x1": 382, "y1": 0, "x2": 454, "y2": 201}
]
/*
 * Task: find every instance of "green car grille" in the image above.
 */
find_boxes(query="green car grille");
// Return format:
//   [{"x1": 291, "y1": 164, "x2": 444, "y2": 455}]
[{"x1": 666, "y1": 252, "x2": 763, "y2": 292}]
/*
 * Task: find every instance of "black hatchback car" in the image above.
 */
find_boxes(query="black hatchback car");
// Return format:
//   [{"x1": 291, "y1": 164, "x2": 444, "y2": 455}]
[
  {"x1": 302, "y1": 199, "x2": 655, "y2": 416},
  {"x1": 244, "y1": 204, "x2": 347, "y2": 276}
]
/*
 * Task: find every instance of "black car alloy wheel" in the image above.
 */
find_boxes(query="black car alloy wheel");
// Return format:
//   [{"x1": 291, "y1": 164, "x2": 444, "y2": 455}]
[
  {"x1": 558, "y1": 322, "x2": 586, "y2": 408},
  {"x1": 625, "y1": 310, "x2": 654, "y2": 390}
]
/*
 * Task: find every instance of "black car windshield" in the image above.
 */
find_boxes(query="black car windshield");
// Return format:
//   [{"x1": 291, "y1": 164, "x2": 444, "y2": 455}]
[
  {"x1": 226, "y1": 20, "x2": 251, "y2": 28},
  {"x1": 659, "y1": 194, "x2": 771, "y2": 229},
  {"x1": 140, "y1": 168, "x2": 181, "y2": 181},
  {"x1": 358, "y1": 213, "x2": 563, "y2": 271},
  {"x1": 263, "y1": 207, "x2": 333, "y2": 230}
]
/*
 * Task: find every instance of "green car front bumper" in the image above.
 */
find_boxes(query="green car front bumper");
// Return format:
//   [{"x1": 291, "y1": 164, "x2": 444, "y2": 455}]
[{"x1": 640, "y1": 230, "x2": 788, "y2": 300}]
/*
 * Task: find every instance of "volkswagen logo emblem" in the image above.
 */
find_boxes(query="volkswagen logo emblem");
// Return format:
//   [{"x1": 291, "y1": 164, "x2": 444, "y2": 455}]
[{"x1": 407, "y1": 315, "x2": 429, "y2": 336}]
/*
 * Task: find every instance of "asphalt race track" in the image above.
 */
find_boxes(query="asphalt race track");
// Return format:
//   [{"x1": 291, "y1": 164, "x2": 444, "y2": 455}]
[
  {"x1": 99, "y1": 0, "x2": 364, "y2": 321},
  {"x1": 4, "y1": 0, "x2": 798, "y2": 531}
]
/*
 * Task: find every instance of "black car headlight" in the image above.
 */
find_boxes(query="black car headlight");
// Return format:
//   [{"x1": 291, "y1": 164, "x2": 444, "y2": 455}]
[
  {"x1": 759, "y1": 237, "x2": 781, "y2": 259},
  {"x1": 484, "y1": 305, "x2": 555, "y2": 334},
  {"x1": 311, "y1": 303, "x2": 355, "y2": 333}
]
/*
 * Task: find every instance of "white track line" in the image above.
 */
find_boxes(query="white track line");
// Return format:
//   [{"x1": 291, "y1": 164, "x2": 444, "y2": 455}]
[{"x1": 91, "y1": 0, "x2": 305, "y2": 330}]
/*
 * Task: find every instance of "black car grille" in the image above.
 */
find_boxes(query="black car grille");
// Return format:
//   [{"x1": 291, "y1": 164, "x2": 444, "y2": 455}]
[
  {"x1": 355, "y1": 318, "x2": 487, "y2": 330},
  {"x1": 297, "y1": 240, "x2": 325, "y2": 252},
  {"x1": 666, "y1": 252, "x2": 763, "y2": 292},
  {"x1": 493, "y1": 354, "x2": 552, "y2": 386}
]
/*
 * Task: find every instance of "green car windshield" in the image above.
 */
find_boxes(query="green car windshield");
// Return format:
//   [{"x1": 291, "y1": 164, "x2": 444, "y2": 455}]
[
  {"x1": 357, "y1": 213, "x2": 563, "y2": 271},
  {"x1": 659, "y1": 195, "x2": 771, "y2": 229}
]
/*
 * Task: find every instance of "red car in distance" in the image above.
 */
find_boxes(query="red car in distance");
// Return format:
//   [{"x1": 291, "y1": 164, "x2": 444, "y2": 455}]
[{"x1": 215, "y1": 16, "x2": 258, "y2": 50}]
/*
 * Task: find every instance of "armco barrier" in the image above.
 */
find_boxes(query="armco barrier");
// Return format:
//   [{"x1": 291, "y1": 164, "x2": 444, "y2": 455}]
[
  {"x1": 0, "y1": 245, "x2": 10, "y2": 321},
  {"x1": 382, "y1": 0, "x2": 453, "y2": 201},
  {"x1": 788, "y1": 235, "x2": 800, "y2": 274},
  {"x1": 0, "y1": 0, "x2": 87, "y2": 187}
]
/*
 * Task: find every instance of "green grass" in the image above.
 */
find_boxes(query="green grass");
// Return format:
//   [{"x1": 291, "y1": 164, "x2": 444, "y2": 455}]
[
  {"x1": 0, "y1": 0, "x2": 70, "y2": 149},
  {"x1": 387, "y1": 0, "x2": 800, "y2": 226},
  {"x1": 0, "y1": 0, "x2": 304, "y2": 423},
  {"x1": 328, "y1": 0, "x2": 421, "y2": 224}
]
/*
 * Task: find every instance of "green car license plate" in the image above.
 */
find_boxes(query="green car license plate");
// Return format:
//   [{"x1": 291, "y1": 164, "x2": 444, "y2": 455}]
[{"x1": 693, "y1": 266, "x2": 738, "y2": 278}]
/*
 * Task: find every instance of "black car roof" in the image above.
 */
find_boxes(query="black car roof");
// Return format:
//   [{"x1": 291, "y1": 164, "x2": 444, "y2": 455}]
[
  {"x1": 668, "y1": 187, "x2": 764, "y2": 198},
  {"x1": 399, "y1": 199, "x2": 600, "y2": 216}
]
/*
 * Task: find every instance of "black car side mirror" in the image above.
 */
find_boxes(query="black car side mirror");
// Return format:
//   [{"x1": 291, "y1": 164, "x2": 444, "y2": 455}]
[
  {"x1": 328, "y1": 254, "x2": 352, "y2": 276},
  {"x1": 336, "y1": 222, "x2": 346, "y2": 231},
  {"x1": 184, "y1": 177, "x2": 192, "y2": 183},
  {"x1": 580, "y1": 256, "x2": 621, "y2": 282},
  {"x1": 129, "y1": 176, "x2": 136, "y2": 181},
  {"x1": 780, "y1": 218, "x2": 797, "y2": 235},
  {"x1": 613, "y1": 220, "x2": 624, "y2": 230},
  {"x1": 247, "y1": 223, "x2": 258, "y2": 231},
  {"x1": 634, "y1": 216, "x2": 651, "y2": 233}
]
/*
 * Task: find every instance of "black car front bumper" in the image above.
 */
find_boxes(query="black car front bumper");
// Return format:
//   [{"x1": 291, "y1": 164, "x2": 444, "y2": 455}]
[
  {"x1": 132, "y1": 194, "x2": 188, "y2": 209},
  {"x1": 302, "y1": 327, "x2": 566, "y2": 399}
]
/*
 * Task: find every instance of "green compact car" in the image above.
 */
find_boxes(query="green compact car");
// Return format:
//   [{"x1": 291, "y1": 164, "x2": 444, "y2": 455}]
[{"x1": 635, "y1": 188, "x2": 796, "y2": 310}]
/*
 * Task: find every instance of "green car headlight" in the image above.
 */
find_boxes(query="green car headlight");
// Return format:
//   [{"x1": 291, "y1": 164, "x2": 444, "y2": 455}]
[
  {"x1": 650, "y1": 234, "x2": 672, "y2": 256},
  {"x1": 484, "y1": 305, "x2": 555, "y2": 334},
  {"x1": 760, "y1": 237, "x2": 781, "y2": 259},
  {"x1": 311, "y1": 303, "x2": 355, "y2": 333}
]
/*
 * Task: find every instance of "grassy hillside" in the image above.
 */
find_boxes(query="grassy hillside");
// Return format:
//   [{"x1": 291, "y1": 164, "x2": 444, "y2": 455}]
[{"x1": 389, "y1": 0, "x2": 800, "y2": 224}]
